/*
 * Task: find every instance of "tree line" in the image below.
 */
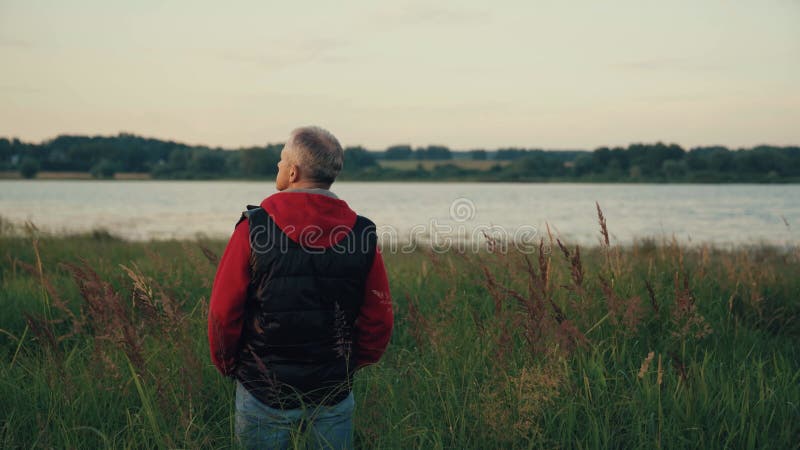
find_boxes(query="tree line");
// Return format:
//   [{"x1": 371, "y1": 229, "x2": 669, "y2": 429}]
[{"x1": 1, "y1": 133, "x2": 799, "y2": 182}]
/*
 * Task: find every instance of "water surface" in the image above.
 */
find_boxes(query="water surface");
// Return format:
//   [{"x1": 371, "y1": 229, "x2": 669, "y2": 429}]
[{"x1": 0, "y1": 180, "x2": 797, "y2": 247}]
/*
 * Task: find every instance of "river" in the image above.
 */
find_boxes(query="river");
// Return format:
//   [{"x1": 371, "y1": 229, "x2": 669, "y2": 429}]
[{"x1": 1, "y1": 180, "x2": 797, "y2": 247}]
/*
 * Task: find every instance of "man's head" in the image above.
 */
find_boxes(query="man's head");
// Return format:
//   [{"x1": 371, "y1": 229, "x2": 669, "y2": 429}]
[{"x1": 276, "y1": 126, "x2": 344, "y2": 191}]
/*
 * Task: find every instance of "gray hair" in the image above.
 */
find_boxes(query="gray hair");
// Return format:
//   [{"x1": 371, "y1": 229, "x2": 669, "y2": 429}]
[{"x1": 285, "y1": 126, "x2": 344, "y2": 184}]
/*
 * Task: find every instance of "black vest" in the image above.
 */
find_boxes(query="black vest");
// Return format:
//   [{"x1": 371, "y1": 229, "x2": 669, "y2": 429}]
[{"x1": 234, "y1": 205, "x2": 377, "y2": 409}]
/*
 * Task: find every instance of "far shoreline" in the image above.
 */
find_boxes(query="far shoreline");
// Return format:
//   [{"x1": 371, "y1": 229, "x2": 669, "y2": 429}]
[{"x1": 1, "y1": 171, "x2": 799, "y2": 184}]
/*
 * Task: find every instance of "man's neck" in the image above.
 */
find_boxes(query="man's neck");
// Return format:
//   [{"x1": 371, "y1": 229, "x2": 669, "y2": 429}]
[
  {"x1": 282, "y1": 186, "x2": 338, "y2": 199},
  {"x1": 288, "y1": 180, "x2": 330, "y2": 190}
]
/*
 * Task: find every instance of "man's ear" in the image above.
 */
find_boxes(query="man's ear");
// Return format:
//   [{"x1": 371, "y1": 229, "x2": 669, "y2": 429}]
[{"x1": 289, "y1": 164, "x2": 298, "y2": 183}]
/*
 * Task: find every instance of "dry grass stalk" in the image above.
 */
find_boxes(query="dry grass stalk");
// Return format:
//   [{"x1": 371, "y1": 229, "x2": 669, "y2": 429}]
[
  {"x1": 119, "y1": 262, "x2": 202, "y2": 402},
  {"x1": 63, "y1": 260, "x2": 146, "y2": 373},
  {"x1": 596, "y1": 202, "x2": 610, "y2": 247},
  {"x1": 669, "y1": 351, "x2": 689, "y2": 383},
  {"x1": 16, "y1": 259, "x2": 86, "y2": 341},
  {"x1": 670, "y1": 271, "x2": 712, "y2": 340},
  {"x1": 556, "y1": 319, "x2": 589, "y2": 352},
  {"x1": 24, "y1": 313, "x2": 59, "y2": 356},
  {"x1": 537, "y1": 239, "x2": 551, "y2": 296},
  {"x1": 697, "y1": 245, "x2": 711, "y2": 279},
  {"x1": 645, "y1": 279, "x2": 660, "y2": 314},
  {"x1": 481, "y1": 265, "x2": 505, "y2": 316},
  {"x1": 596, "y1": 202, "x2": 625, "y2": 279},
  {"x1": 657, "y1": 354, "x2": 664, "y2": 386},
  {"x1": 598, "y1": 275, "x2": 644, "y2": 333},
  {"x1": 555, "y1": 239, "x2": 584, "y2": 293},
  {"x1": 545, "y1": 222, "x2": 555, "y2": 250},
  {"x1": 638, "y1": 351, "x2": 655, "y2": 378},
  {"x1": 120, "y1": 263, "x2": 186, "y2": 331},
  {"x1": 405, "y1": 294, "x2": 438, "y2": 350},
  {"x1": 142, "y1": 245, "x2": 193, "y2": 294},
  {"x1": 482, "y1": 254, "x2": 550, "y2": 354},
  {"x1": 198, "y1": 244, "x2": 220, "y2": 266},
  {"x1": 181, "y1": 243, "x2": 216, "y2": 289},
  {"x1": 491, "y1": 264, "x2": 552, "y2": 353},
  {"x1": 477, "y1": 259, "x2": 517, "y2": 360},
  {"x1": 481, "y1": 238, "x2": 588, "y2": 356},
  {"x1": 494, "y1": 321, "x2": 514, "y2": 362},
  {"x1": 437, "y1": 285, "x2": 459, "y2": 326},
  {"x1": 332, "y1": 302, "x2": 352, "y2": 360},
  {"x1": 523, "y1": 250, "x2": 559, "y2": 323},
  {"x1": 478, "y1": 359, "x2": 565, "y2": 442}
]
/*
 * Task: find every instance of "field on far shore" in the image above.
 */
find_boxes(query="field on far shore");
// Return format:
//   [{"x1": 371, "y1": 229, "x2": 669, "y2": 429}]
[
  {"x1": 0, "y1": 160, "x2": 510, "y2": 180},
  {"x1": 377, "y1": 159, "x2": 512, "y2": 171},
  {"x1": 1, "y1": 212, "x2": 798, "y2": 448}
]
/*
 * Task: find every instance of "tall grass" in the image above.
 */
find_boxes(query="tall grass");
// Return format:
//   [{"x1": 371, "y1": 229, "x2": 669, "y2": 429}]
[{"x1": 1, "y1": 210, "x2": 798, "y2": 449}]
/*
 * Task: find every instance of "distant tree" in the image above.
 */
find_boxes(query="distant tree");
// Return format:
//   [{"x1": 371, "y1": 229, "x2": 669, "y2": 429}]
[
  {"x1": 90, "y1": 159, "x2": 118, "y2": 179},
  {"x1": 384, "y1": 145, "x2": 413, "y2": 160},
  {"x1": 188, "y1": 149, "x2": 227, "y2": 176},
  {"x1": 609, "y1": 147, "x2": 630, "y2": 171},
  {"x1": 627, "y1": 142, "x2": 685, "y2": 176},
  {"x1": 495, "y1": 148, "x2": 528, "y2": 160},
  {"x1": 662, "y1": 159, "x2": 687, "y2": 179},
  {"x1": 4, "y1": 133, "x2": 800, "y2": 182},
  {"x1": 415, "y1": 145, "x2": 452, "y2": 160},
  {"x1": 0, "y1": 138, "x2": 12, "y2": 169},
  {"x1": 686, "y1": 147, "x2": 719, "y2": 171},
  {"x1": 709, "y1": 149, "x2": 734, "y2": 172},
  {"x1": 19, "y1": 158, "x2": 39, "y2": 179},
  {"x1": 429, "y1": 146, "x2": 451, "y2": 160},
  {"x1": 167, "y1": 148, "x2": 190, "y2": 171},
  {"x1": 469, "y1": 150, "x2": 487, "y2": 160},
  {"x1": 224, "y1": 151, "x2": 242, "y2": 177},
  {"x1": 239, "y1": 145, "x2": 282, "y2": 177},
  {"x1": 344, "y1": 146, "x2": 378, "y2": 170},
  {"x1": 573, "y1": 153, "x2": 595, "y2": 176},
  {"x1": 504, "y1": 152, "x2": 567, "y2": 178}
]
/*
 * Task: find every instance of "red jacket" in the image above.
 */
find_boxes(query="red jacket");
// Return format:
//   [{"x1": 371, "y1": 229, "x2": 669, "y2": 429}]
[{"x1": 208, "y1": 191, "x2": 393, "y2": 375}]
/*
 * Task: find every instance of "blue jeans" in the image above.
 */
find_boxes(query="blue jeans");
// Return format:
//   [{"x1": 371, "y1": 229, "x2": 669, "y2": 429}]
[{"x1": 235, "y1": 381, "x2": 355, "y2": 450}]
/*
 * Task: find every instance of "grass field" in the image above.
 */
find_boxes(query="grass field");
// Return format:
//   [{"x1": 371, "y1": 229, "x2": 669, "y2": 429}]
[
  {"x1": 1, "y1": 212, "x2": 798, "y2": 448},
  {"x1": 377, "y1": 160, "x2": 512, "y2": 171}
]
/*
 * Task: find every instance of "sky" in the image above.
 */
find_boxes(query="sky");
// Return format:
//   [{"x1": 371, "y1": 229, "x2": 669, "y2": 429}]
[{"x1": 1, "y1": 0, "x2": 798, "y2": 150}]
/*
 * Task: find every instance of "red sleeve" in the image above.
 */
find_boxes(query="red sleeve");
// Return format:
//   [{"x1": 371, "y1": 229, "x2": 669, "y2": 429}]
[
  {"x1": 208, "y1": 220, "x2": 250, "y2": 376},
  {"x1": 355, "y1": 247, "x2": 393, "y2": 368}
]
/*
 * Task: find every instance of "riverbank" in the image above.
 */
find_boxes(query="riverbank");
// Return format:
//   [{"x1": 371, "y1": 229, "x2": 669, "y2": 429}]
[
  {"x1": 0, "y1": 171, "x2": 151, "y2": 180},
  {"x1": 3, "y1": 170, "x2": 800, "y2": 183}
]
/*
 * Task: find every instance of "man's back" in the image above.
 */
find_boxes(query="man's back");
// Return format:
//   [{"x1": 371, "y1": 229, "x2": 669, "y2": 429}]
[
  {"x1": 234, "y1": 195, "x2": 378, "y2": 408},
  {"x1": 209, "y1": 189, "x2": 393, "y2": 392}
]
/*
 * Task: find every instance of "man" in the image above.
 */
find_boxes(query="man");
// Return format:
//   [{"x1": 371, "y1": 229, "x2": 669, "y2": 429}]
[{"x1": 208, "y1": 126, "x2": 393, "y2": 449}]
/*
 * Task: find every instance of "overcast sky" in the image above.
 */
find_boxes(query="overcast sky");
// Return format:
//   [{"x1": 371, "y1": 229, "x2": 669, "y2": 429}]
[{"x1": 1, "y1": 0, "x2": 798, "y2": 150}]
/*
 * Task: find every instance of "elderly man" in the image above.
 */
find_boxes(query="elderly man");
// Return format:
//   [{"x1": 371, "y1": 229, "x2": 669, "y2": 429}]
[{"x1": 208, "y1": 126, "x2": 393, "y2": 449}]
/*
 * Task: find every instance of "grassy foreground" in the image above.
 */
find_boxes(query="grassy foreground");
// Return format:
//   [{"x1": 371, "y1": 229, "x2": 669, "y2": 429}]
[{"x1": 1, "y1": 218, "x2": 799, "y2": 449}]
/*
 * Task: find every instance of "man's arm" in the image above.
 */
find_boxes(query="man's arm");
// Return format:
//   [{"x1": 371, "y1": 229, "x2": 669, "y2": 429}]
[
  {"x1": 355, "y1": 247, "x2": 394, "y2": 368},
  {"x1": 208, "y1": 220, "x2": 250, "y2": 376}
]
